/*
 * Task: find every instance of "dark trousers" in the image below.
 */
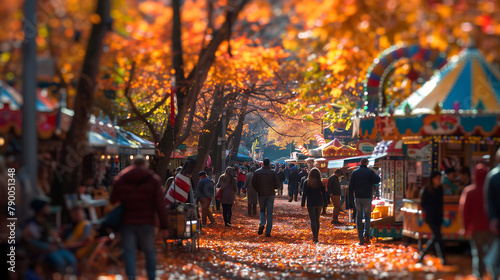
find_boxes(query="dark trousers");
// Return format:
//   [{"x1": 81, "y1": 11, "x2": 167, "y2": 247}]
[
  {"x1": 248, "y1": 203, "x2": 258, "y2": 216},
  {"x1": 222, "y1": 204, "x2": 233, "y2": 225},
  {"x1": 419, "y1": 223, "x2": 446, "y2": 263},
  {"x1": 215, "y1": 199, "x2": 221, "y2": 210},
  {"x1": 121, "y1": 225, "x2": 156, "y2": 280},
  {"x1": 288, "y1": 184, "x2": 298, "y2": 197},
  {"x1": 307, "y1": 206, "x2": 322, "y2": 240}
]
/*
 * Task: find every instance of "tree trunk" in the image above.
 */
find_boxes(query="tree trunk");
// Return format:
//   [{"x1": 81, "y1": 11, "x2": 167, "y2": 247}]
[
  {"x1": 52, "y1": 0, "x2": 110, "y2": 205},
  {"x1": 212, "y1": 109, "x2": 234, "y2": 176},
  {"x1": 191, "y1": 89, "x2": 224, "y2": 185},
  {"x1": 212, "y1": 119, "x2": 223, "y2": 178},
  {"x1": 228, "y1": 96, "x2": 249, "y2": 165},
  {"x1": 155, "y1": 0, "x2": 250, "y2": 183}
]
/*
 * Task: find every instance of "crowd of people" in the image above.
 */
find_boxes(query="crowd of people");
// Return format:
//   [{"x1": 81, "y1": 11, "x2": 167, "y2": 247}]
[{"x1": 3, "y1": 147, "x2": 500, "y2": 280}]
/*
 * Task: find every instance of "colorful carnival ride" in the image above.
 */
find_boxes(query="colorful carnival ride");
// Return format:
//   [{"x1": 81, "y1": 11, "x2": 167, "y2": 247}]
[{"x1": 353, "y1": 44, "x2": 500, "y2": 245}]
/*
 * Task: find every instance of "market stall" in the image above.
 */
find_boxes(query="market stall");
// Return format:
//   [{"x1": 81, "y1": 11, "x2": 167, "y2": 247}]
[
  {"x1": 369, "y1": 140, "x2": 405, "y2": 239},
  {"x1": 355, "y1": 46, "x2": 500, "y2": 244},
  {"x1": 0, "y1": 82, "x2": 72, "y2": 153}
]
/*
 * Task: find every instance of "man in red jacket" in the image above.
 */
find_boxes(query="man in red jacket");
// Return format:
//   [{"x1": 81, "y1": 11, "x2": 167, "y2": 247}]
[
  {"x1": 459, "y1": 163, "x2": 494, "y2": 278},
  {"x1": 110, "y1": 155, "x2": 169, "y2": 280}
]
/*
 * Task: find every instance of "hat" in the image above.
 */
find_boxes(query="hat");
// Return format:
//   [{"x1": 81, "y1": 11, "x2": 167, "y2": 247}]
[
  {"x1": 175, "y1": 166, "x2": 183, "y2": 172},
  {"x1": 133, "y1": 154, "x2": 146, "y2": 165},
  {"x1": 30, "y1": 196, "x2": 51, "y2": 213},
  {"x1": 199, "y1": 171, "x2": 207, "y2": 177}
]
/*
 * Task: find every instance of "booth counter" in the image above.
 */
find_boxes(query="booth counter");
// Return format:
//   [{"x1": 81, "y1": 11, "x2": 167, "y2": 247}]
[{"x1": 401, "y1": 196, "x2": 467, "y2": 248}]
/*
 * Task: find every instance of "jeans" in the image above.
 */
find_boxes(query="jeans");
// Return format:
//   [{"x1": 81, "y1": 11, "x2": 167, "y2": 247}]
[
  {"x1": 222, "y1": 204, "x2": 233, "y2": 225},
  {"x1": 340, "y1": 188, "x2": 345, "y2": 208},
  {"x1": 419, "y1": 223, "x2": 446, "y2": 264},
  {"x1": 355, "y1": 198, "x2": 372, "y2": 241},
  {"x1": 307, "y1": 206, "x2": 322, "y2": 240},
  {"x1": 200, "y1": 197, "x2": 215, "y2": 225},
  {"x1": 121, "y1": 225, "x2": 157, "y2": 280},
  {"x1": 331, "y1": 195, "x2": 342, "y2": 222},
  {"x1": 258, "y1": 195, "x2": 275, "y2": 234}
]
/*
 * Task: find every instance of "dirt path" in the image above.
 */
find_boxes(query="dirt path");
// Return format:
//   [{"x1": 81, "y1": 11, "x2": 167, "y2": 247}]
[{"x1": 94, "y1": 194, "x2": 475, "y2": 279}]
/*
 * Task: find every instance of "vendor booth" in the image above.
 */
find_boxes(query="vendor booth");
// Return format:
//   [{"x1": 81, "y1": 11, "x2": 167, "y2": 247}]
[{"x1": 355, "y1": 46, "x2": 500, "y2": 245}]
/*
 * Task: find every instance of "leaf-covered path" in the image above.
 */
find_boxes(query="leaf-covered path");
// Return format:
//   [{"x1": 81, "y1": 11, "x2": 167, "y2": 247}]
[{"x1": 97, "y1": 195, "x2": 474, "y2": 280}]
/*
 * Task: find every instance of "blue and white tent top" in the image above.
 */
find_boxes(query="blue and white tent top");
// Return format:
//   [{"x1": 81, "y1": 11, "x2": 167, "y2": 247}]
[
  {"x1": 395, "y1": 48, "x2": 500, "y2": 115},
  {"x1": 0, "y1": 81, "x2": 59, "y2": 112}
]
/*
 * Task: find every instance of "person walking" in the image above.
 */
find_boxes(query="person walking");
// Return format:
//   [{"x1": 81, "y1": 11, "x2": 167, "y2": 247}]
[
  {"x1": 301, "y1": 168, "x2": 327, "y2": 243},
  {"x1": 348, "y1": 158, "x2": 380, "y2": 245},
  {"x1": 245, "y1": 166, "x2": 258, "y2": 216},
  {"x1": 252, "y1": 158, "x2": 281, "y2": 237},
  {"x1": 163, "y1": 166, "x2": 182, "y2": 196},
  {"x1": 277, "y1": 168, "x2": 285, "y2": 196},
  {"x1": 484, "y1": 148, "x2": 500, "y2": 279},
  {"x1": 284, "y1": 165, "x2": 290, "y2": 183},
  {"x1": 339, "y1": 175, "x2": 347, "y2": 211},
  {"x1": 327, "y1": 169, "x2": 343, "y2": 225},
  {"x1": 217, "y1": 167, "x2": 238, "y2": 227},
  {"x1": 196, "y1": 171, "x2": 216, "y2": 228},
  {"x1": 288, "y1": 167, "x2": 300, "y2": 202},
  {"x1": 459, "y1": 163, "x2": 494, "y2": 278},
  {"x1": 237, "y1": 167, "x2": 246, "y2": 196},
  {"x1": 418, "y1": 171, "x2": 446, "y2": 265},
  {"x1": 110, "y1": 155, "x2": 169, "y2": 280},
  {"x1": 299, "y1": 168, "x2": 308, "y2": 196}
]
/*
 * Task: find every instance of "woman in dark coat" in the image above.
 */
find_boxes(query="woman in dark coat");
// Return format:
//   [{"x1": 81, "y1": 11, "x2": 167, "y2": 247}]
[
  {"x1": 301, "y1": 168, "x2": 327, "y2": 243},
  {"x1": 418, "y1": 171, "x2": 446, "y2": 265},
  {"x1": 245, "y1": 166, "x2": 258, "y2": 216},
  {"x1": 217, "y1": 167, "x2": 238, "y2": 227}
]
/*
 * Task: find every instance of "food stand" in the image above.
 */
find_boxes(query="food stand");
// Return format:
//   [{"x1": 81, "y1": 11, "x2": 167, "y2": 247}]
[{"x1": 355, "y1": 46, "x2": 500, "y2": 245}]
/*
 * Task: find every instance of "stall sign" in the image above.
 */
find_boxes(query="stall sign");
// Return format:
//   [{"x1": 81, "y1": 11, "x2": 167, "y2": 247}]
[
  {"x1": 407, "y1": 142, "x2": 432, "y2": 161},
  {"x1": 356, "y1": 140, "x2": 376, "y2": 154},
  {"x1": 422, "y1": 115, "x2": 460, "y2": 135}
]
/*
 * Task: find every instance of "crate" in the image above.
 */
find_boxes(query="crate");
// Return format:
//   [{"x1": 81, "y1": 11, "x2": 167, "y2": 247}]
[{"x1": 164, "y1": 203, "x2": 200, "y2": 253}]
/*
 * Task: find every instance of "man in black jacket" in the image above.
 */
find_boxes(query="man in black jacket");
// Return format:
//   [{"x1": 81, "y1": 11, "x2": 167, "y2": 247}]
[
  {"x1": 252, "y1": 158, "x2": 281, "y2": 237},
  {"x1": 327, "y1": 169, "x2": 343, "y2": 225},
  {"x1": 348, "y1": 158, "x2": 380, "y2": 245}
]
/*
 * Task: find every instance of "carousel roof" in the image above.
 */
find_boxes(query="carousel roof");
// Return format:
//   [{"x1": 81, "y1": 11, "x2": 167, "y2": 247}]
[
  {"x1": 395, "y1": 48, "x2": 500, "y2": 115},
  {"x1": 0, "y1": 81, "x2": 58, "y2": 112}
]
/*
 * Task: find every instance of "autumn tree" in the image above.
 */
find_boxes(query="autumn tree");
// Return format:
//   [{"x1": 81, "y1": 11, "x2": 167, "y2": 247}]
[{"x1": 282, "y1": 0, "x2": 500, "y2": 132}]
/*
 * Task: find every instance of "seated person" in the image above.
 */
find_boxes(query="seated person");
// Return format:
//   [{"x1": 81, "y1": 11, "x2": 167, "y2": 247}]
[
  {"x1": 442, "y1": 167, "x2": 459, "y2": 195},
  {"x1": 64, "y1": 206, "x2": 95, "y2": 259},
  {"x1": 77, "y1": 185, "x2": 93, "y2": 204},
  {"x1": 22, "y1": 197, "x2": 76, "y2": 274}
]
